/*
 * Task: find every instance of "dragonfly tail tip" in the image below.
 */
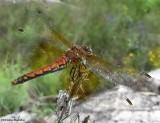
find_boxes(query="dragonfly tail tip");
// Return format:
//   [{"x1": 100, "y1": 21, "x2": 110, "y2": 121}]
[
  {"x1": 144, "y1": 73, "x2": 152, "y2": 79},
  {"x1": 11, "y1": 80, "x2": 18, "y2": 85}
]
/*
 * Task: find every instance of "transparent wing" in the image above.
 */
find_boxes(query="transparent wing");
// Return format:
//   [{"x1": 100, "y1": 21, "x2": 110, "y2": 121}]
[
  {"x1": 86, "y1": 55, "x2": 152, "y2": 91},
  {"x1": 49, "y1": 26, "x2": 72, "y2": 49},
  {"x1": 26, "y1": 6, "x2": 72, "y2": 49},
  {"x1": 18, "y1": 6, "x2": 73, "y2": 70}
]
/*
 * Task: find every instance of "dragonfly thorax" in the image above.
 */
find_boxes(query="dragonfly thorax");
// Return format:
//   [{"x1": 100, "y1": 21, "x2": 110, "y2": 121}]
[{"x1": 65, "y1": 45, "x2": 92, "y2": 62}]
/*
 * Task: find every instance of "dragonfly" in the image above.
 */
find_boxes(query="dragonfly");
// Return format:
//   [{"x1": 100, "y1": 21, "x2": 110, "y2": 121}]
[{"x1": 11, "y1": 8, "x2": 152, "y2": 103}]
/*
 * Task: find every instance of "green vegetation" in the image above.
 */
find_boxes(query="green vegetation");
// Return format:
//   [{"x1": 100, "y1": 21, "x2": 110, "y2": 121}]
[{"x1": 0, "y1": 0, "x2": 160, "y2": 116}]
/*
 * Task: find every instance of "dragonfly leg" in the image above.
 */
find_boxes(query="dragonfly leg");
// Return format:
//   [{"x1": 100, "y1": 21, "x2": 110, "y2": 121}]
[
  {"x1": 70, "y1": 66, "x2": 76, "y2": 81},
  {"x1": 69, "y1": 63, "x2": 90, "y2": 99},
  {"x1": 70, "y1": 65, "x2": 81, "y2": 82}
]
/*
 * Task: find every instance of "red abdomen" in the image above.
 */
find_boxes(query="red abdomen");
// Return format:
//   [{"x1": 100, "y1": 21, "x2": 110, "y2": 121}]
[{"x1": 12, "y1": 56, "x2": 70, "y2": 85}]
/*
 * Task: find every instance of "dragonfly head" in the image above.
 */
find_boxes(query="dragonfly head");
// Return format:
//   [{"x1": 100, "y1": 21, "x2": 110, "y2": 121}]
[{"x1": 65, "y1": 45, "x2": 92, "y2": 62}]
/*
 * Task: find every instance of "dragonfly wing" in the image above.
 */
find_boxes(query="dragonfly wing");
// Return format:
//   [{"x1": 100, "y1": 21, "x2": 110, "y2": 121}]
[
  {"x1": 17, "y1": 5, "x2": 74, "y2": 70},
  {"x1": 49, "y1": 27, "x2": 72, "y2": 49},
  {"x1": 86, "y1": 55, "x2": 152, "y2": 91},
  {"x1": 19, "y1": 26, "x2": 65, "y2": 70},
  {"x1": 26, "y1": 6, "x2": 72, "y2": 49},
  {"x1": 29, "y1": 38, "x2": 65, "y2": 70}
]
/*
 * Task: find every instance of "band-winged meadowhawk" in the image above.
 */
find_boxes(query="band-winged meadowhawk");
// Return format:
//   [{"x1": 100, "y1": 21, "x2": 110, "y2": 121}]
[{"x1": 11, "y1": 8, "x2": 152, "y2": 102}]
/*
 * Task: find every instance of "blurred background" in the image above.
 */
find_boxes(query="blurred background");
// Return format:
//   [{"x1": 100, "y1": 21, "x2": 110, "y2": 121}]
[{"x1": 0, "y1": 0, "x2": 160, "y2": 121}]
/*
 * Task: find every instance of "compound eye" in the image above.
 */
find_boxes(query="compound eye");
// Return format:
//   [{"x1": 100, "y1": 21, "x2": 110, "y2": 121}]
[
  {"x1": 88, "y1": 48, "x2": 92, "y2": 54},
  {"x1": 82, "y1": 45, "x2": 92, "y2": 54}
]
